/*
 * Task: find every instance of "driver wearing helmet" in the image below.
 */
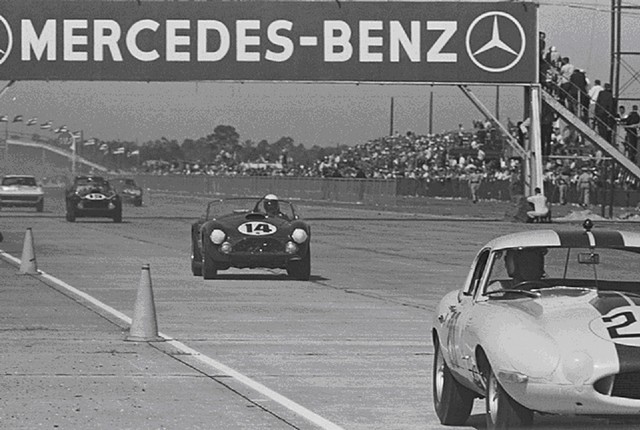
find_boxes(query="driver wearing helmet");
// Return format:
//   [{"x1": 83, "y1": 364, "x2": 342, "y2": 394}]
[
  {"x1": 504, "y1": 248, "x2": 546, "y2": 288},
  {"x1": 263, "y1": 194, "x2": 287, "y2": 219}
]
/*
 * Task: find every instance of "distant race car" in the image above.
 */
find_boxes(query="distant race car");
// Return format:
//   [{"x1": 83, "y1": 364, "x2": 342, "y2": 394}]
[
  {"x1": 65, "y1": 176, "x2": 122, "y2": 223},
  {"x1": 433, "y1": 220, "x2": 640, "y2": 429},
  {"x1": 111, "y1": 177, "x2": 143, "y2": 206},
  {"x1": 191, "y1": 195, "x2": 311, "y2": 280},
  {"x1": 0, "y1": 175, "x2": 44, "y2": 212}
]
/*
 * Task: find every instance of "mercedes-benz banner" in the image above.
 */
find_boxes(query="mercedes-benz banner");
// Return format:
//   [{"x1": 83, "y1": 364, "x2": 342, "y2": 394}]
[{"x1": 0, "y1": 1, "x2": 538, "y2": 83}]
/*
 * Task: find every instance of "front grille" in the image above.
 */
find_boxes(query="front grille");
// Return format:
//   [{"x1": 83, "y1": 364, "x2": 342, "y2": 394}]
[
  {"x1": 81, "y1": 200, "x2": 110, "y2": 209},
  {"x1": 612, "y1": 372, "x2": 640, "y2": 399},
  {"x1": 234, "y1": 238, "x2": 283, "y2": 254},
  {"x1": 2, "y1": 195, "x2": 39, "y2": 202}
]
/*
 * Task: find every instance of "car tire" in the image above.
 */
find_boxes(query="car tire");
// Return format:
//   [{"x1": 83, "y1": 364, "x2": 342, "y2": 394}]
[
  {"x1": 202, "y1": 246, "x2": 218, "y2": 280},
  {"x1": 66, "y1": 208, "x2": 76, "y2": 222},
  {"x1": 485, "y1": 365, "x2": 533, "y2": 429},
  {"x1": 287, "y1": 247, "x2": 311, "y2": 280},
  {"x1": 36, "y1": 200, "x2": 44, "y2": 212},
  {"x1": 113, "y1": 208, "x2": 123, "y2": 223},
  {"x1": 134, "y1": 198, "x2": 142, "y2": 207},
  {"x1": 433, "y1": 336, "x2": 474, "y2": 425},
  {"x1": 191, "y1": 257, "x2": 202, "y2": 276}
]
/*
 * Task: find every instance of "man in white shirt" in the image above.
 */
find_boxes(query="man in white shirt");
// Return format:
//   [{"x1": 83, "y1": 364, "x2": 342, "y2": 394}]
[
  {"x1": 588, "y1": 79, "x2": 604, "y2": 129},
  {"x1": 526, "y1": 187, "x2": 550, "y2": 223}
]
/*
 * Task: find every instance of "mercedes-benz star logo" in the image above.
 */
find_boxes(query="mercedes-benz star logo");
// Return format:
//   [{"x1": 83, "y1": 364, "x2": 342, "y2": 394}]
[
  {"x1": 466, "y1": 11, "x2": 525, "y2": 73},
  {"x1": 0, "y1": 14, "x2": 12, "y2": 65}
]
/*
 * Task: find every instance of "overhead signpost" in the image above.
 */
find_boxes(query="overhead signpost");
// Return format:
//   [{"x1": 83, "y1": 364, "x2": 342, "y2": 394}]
[
  {"x1": 0, "y1": 1, "x2": 537, "y2": 84},
  {"x1": 0, "y1": 0, "x2": 542, "y2": 190}
]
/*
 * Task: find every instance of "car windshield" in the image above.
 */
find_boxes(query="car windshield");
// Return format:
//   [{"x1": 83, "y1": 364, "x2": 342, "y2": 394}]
[
  {"x1": 485, "y1": 246, "x2": 640, "y2": 295},
  {"x1": 205, "y1": 197, "x2": 296, "y2": 220},
  {"x1": 3, "y1": 177, "x2": 36, "y2": 186}
]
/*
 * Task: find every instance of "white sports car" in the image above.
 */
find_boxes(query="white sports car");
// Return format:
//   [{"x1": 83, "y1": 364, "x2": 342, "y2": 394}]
[
  {"x1": 433, "y1": 220, "x2": 640, "y2": 429},
  {"x1": 0, "y1": 175, "x2": 44, "y2": 212}
]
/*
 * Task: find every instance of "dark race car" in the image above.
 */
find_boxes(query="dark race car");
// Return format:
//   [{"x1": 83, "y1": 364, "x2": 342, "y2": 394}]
[
  {"x1": 65, "y1": 176, "x2": 122, "y2": 223},
  {"x1": 111, "y1": 177, "x2": 143, "y2": 206},
  {"x1": 191, "y1": 195, "x2": 311, "y2": 280}
]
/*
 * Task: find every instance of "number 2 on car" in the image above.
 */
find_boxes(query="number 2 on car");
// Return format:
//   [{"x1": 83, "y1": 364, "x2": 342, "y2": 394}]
[{"x1": 238, "y1": 221, "x2": 277, "y2": 236}]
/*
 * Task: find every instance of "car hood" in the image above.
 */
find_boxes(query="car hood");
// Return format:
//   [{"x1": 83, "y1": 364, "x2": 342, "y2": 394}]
[{"x1": 484, "y1": 288, "x2": 640, "y2": 372}]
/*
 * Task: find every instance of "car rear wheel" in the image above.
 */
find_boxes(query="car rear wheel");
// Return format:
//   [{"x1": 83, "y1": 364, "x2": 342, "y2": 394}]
[
  {"x1": 36, "y1": 200, "x2": 44, "y2": 212},
  {"x1": 485, "y1": 365, "x2": 533, "y2": 429},
  {"x1": 433, "y1": 336, "x2": 474, "y2": 425},
  {"x1": 134, "y1": 198, "x2": 142, "y2": 207},
  {"x1": 287, "y1": 247, "x2": 311, "y2": 280}
]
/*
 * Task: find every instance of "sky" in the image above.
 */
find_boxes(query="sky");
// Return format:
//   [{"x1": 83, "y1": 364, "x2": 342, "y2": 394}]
[{"x1": 2, "y1": 0, "x2": 639, "y2": 148}]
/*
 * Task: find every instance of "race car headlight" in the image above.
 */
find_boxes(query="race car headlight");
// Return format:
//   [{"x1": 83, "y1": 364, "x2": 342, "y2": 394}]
[
  {"x1": 291, "y1": 228, "x2": 308, "y2": 244},
  {"x1": 219, "y1": 241, "x2": 232, "y2": 254},
  {"x1": 209, "y1": 229, "x2": 226, "y2": 245},
  {"x1": 562, "y1": 350, "x2": 594, "y2": 385},
  {"x1": 499, "y1": 328, "x2": 560, "y2": 378},
  {"x1": 285, "y1": 241, "x2": 298, "y2": 254}
]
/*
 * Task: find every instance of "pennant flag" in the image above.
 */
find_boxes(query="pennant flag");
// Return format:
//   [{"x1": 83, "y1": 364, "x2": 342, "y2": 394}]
[
  {"x1": 112, "y1": 147, "x2": 125, "y2": 155},
  {"x1": 127, "y1": 149, "x2": 140, "y2": 157},
  {"x1": 0, "y1": 115, "x2": 8, "y2": 122},
  {"x1": 26, "y1": 117, "x2": 37, "y2": 126},
  {"x1": 12, "y1": 115, "x2": 22, "y2": 122},
  {"x1": 54, "y1": 125, "x2": 68, "y2": 133},
  {"x1": 99, "y1": 143, "x2": 108, "y2": 151},
  {"x1": 40, "y1": 120, "x2": 52, "y2": 129},
  {"x1": 84, "y1": 138, "x2": 96, "y2": 146},
  {"x1": 71, "y1": 131, "x2": 81, "y2": 139}
]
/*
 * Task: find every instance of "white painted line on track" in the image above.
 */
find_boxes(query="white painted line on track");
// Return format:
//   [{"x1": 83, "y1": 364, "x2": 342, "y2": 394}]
[{"x1": 1, "y1": 250, "x2": 345, "y2": 430}]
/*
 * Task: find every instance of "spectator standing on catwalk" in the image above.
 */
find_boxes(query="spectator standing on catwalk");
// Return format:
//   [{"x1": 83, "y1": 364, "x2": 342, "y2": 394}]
[
  {"x1": 588, "y1": 79, "x2": 604, "y2": 129},
  {"x1": 617, "y1": 105, "x2": 628, "y2": 153},
  {"x1": 623, "y1": 105, "x2": 640, "y2": 163},
  {"x1": 558, "y1": 57, "x2": 575, "y2": 107},
  {"x1": 595, "y1": 83, "x2": 615, "y2": 142}
]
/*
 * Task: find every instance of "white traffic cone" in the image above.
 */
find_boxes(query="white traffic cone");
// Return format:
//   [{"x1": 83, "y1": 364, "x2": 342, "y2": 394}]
[
  {"x1": 19, "y1": 228, "x2": 39, "y2": 275},
  {"x1": 126, "y1": 264, "x2": 163, "y2": 342}
]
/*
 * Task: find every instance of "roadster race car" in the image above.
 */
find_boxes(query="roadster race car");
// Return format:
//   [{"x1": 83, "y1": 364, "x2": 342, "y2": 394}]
[
  {"x1": 111, "y1": 177, "x2": 143, "y2": 206},
  {"x1": 65, "y1": 176, "x2": 122, "y2": 223},
  {"x1": 191, "y1": 195, "x2": 311, "y2": 280},
  {"x1": 433, "y1": 220, "x2": 640, "y2": 429}
]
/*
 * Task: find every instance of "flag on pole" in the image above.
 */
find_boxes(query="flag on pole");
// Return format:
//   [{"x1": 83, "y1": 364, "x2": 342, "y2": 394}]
[
  {"x1": 40, "y1": 120, "x2": 52, "y2": 129},
  {"x1": 84, "y1": 138, "x2": 96, "y2": 146},
  {"x1": 0, "y1": 115, "x2": 8, "y2": 122},
  {"x1": 113, "y1": 147, "x2": 125, "y2": 155},
  {"x1": 12, "y1": 115, "x2": 22, "y2": 122},
  {"x1": 26, "y1": 117, "x2": 37, "y2": 126},
  {"x1": 99, "y1": 143, "x2": 108, "y2": 151},
  {"x1": 71, "y1": 131, "x2": 81, "y2": 139},
  {"x1": 53, "y1": 125, "x2": 68, "y2": 133},
  {"x1": 127, "y1": 149, "x2": 140, "y2": 157}
]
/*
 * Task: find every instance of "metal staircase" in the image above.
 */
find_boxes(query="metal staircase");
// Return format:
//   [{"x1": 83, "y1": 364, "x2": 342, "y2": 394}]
[{"x1": 541, "y1": 89, "x2": 640, "y2": 180}]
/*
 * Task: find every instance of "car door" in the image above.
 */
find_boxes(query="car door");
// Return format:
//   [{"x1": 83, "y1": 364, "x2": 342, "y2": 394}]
[{"x1": 446, "y1": 248, "x2": 491, "y2": 372}]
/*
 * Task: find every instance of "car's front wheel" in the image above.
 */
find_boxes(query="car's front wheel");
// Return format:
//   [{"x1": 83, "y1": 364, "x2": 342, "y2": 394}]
[
  {"x1": 485, "y1": 365, "x2": 533, "y2": 429},
  {"x1": 433, "y1": 336, "x2": 474, "y2": 425},
  {"x1": 113, "y1": 208, "x2": 123, "y2": 223},
  {"x1": 202, "y1": 244, "x2": 218, "y2": 280},
  {"x1": 36, "y1": 200, "x2": 44, "y2": 212},
  {"x1": 287, "y1": 247, "x2": 311, "y2": 280},
  {"x1": 66, "y1": 207, "x2": 76, "y2": 222}
]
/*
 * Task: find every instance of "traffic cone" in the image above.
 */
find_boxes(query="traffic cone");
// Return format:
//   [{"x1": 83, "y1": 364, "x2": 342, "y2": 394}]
[
  {"x1": 126, "y1": 264, "x2": 163, "y2": 342},
  {"x1": 19, "y1": 228, "x2": 39, "y2": 275}
]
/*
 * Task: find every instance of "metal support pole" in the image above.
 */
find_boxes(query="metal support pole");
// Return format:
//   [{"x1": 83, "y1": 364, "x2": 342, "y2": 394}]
[{"x1": 529, "y1": 85, "x2": 544, "y2": 194}]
